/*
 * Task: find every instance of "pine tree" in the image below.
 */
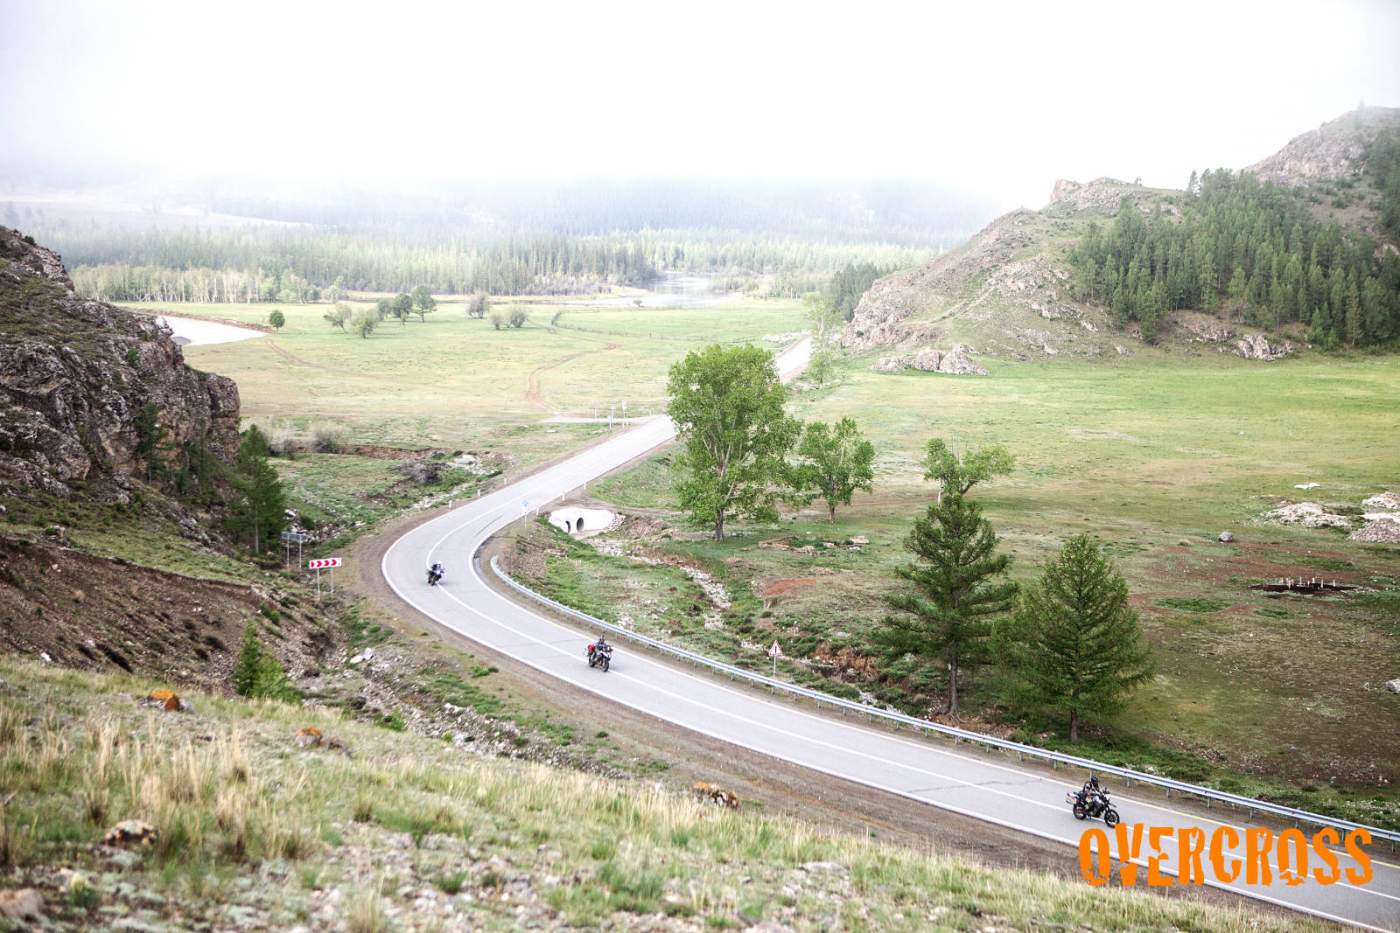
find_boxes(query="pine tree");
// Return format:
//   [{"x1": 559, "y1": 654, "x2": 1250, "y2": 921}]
[
  {"x1": 226, "y1": 426, "x2": 286, "y2": 553},
  {"x1": 999, "y1": 535, "x2": 1153, "y2": 741},
  {"x1": 232, "y1": 622, "x2": 262, "y2": 697},
  {"x1": 876, "y1": 491, "x2": 1017, "y2": 716}
]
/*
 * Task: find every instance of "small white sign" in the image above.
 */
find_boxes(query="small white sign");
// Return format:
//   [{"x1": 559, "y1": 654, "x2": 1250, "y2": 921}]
[
  {"x1": 767, "y1": 641, "x2": 783, "y2": 658},
  {"x1": 308, "y1": 557, "x2": 342, "y2": 570}
]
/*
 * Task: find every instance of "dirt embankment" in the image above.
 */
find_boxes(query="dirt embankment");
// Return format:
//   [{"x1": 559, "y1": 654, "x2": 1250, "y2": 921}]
[{"x1": 0, "y1": 537, "x2": 329, "y2": 689}]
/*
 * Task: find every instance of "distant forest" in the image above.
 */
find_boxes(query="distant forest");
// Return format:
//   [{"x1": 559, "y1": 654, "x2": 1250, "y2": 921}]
[
  {"x1": 56, "y1": 229, "x2": 934, "y2": 302},
  {"x1": 1069, "y1": 138, "x2": 1400, "y2": 348},
  {"x1": 5, "y1": 178, "x2": 989, "y2": 303}
]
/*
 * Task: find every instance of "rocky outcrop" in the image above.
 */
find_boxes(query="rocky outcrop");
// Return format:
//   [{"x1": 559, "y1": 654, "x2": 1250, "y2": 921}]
[
  {"x1": 1265, "y1": 502, "x2": 1351, "y2": 529},
  {"x1": 1234, "y1": 333, "x2": 1294, "y2": 361},
  {"x1": 871, "y1": 345, "x2": 988, "y2": 376},
  {"x1": 0, "y1": 227, "x2": 240, "y2": 499},
  {"x1": 1246, "y1": 107, "x2": 1400, "y2": 189}
]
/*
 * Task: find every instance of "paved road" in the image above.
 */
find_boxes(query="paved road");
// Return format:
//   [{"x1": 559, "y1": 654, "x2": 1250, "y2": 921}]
[{"x1": 383, "y1": 339, "x2": 1399, "y2": 930}]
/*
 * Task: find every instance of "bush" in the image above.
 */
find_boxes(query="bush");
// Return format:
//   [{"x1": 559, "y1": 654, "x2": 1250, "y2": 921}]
[
  {"x1": 232, "y1": 622, "x2": 300, "y2": 703},
  {"x1": 508, "y1": 307, "x2": 529, "y2": 328},
  {"x1": 310, "y1": 422, "x2": 349, "y2": 453},
  {"x1": 489, "y1": 308, "x2": 507, "y2": 330}
]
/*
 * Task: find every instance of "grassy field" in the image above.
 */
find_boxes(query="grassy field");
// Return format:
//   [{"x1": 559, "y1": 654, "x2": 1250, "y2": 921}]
[
  {"x1": 128, "y1": 297, "x2": 802, "y2": 455},
  {"x1": 575, "y1": 350, "x2": 1400, "y2": 822},
  {"x1": 112, "y1": 296, "x2": 803, "y2": 560},
  {"x1": 0, "y1": 657, "x2": 1320, "y2": 931}
]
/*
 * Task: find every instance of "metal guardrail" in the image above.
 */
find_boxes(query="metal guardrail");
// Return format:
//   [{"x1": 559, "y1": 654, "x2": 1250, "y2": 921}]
[{"x1": 488, "y1": 555, "x2": 1400, "y2": 846}]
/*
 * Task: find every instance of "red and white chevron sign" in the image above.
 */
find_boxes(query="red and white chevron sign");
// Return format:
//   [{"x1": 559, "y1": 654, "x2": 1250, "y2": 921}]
[{"x1": 307, "y1": 558, "x2": 342, "y2": 570}]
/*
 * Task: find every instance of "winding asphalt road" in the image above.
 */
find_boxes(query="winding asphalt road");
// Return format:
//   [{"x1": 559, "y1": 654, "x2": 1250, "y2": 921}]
[{"x1": 382, "y1": 339, "x2": 1399, "y2": 930}]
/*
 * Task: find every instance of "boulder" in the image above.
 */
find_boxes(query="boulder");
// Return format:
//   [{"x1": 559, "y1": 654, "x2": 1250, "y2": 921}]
[
  {"x1": 1234, "y1": 333, "x2": 1293, "y2": 361},
  {"x1": 102, "y1": 819, "x2": 158, "y2": 848},
  {"x1": 937, "y1": 345, "x2": 988, "y2": 375},
  {"x1": 0, "y1": 888, "x2": 43, "y2": 921},
  {"x1": 294, "y1": 726, "x2": 324, "y2": 748},
  {"x1": 143, "y1": 688, "x2": 188, "y2": 712},
  {"x1": 910, "y1": 348, "x2": 943, "y2": 371},
  {"x1": 872, "y1": 355, "x2": 907, "y2": 374},
  {"x1": 1217, "y1": 532, "x2": 1235, "y2": 543},
  {"x1": 1385, "y1": 679, "x2": 1400, "y2": 695}
]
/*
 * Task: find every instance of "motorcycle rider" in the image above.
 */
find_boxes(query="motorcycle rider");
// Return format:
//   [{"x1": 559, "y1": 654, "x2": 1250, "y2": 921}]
[
  {"x1": 1077, "y1": 775, "x2": 1105, "y2": 809},
  {"x1": 428, "y1": 561, "x2": 445, "y2": 584},
  {"x1": 588, "y1": 634, "x2": 609, "y2": 662}
]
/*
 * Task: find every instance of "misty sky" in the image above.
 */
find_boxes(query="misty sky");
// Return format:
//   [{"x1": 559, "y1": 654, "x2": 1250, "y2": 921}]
[{"x1": 2, "y1": 0, "x2": 1398, "y2": 210}]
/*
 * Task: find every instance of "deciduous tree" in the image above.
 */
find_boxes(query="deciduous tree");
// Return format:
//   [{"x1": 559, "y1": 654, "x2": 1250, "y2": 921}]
[
  {"x1": 791, "y1": 417, "x2": 875, "y2": 522},
  {"x1": 351, "y1": 308, "x2": 378, "y2": 338},
  {"x1": 923, "y1": 439, "x2": 1013, "y2": 502},
  {"x1": 667, "y1": 345, "x2": 800, "y2": 540},
  {"x1": 411, "y1": 285, "x2": 436, "y2": 321},
  {"x1": 323, "y1": 303, "x2": 351, "y2": 331}
]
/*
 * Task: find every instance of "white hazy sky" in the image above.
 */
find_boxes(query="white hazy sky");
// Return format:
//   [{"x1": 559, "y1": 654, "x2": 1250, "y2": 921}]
[{"x1": 2, "y1": 0, "x2": 1398, "y2": 209}]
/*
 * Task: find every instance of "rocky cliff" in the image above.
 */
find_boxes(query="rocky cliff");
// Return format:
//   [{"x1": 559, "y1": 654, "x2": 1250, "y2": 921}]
[
  {"x1": 1245, "y1": 106, "x2": 1399, "y2": 188},
  {"x1": 0, "y1": 227, "x2": 241, "y2": 500}
]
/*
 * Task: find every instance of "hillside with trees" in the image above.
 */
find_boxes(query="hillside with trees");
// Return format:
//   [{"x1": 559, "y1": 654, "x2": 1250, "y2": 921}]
[{"x1": 842, "y1": 106, "x2": 1400, "y2": 366}]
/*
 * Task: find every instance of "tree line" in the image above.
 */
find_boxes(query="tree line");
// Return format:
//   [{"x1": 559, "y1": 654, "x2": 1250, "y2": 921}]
[
  {"x1": 668, "y1": 344, "x2": 1153, "y2": 740},
  {"x1": 1069, "y1": 166, "x2": 1400, "y2": 347},
  {"x1": 52, "y1": 224, "x2": 929, "y2": 303}
]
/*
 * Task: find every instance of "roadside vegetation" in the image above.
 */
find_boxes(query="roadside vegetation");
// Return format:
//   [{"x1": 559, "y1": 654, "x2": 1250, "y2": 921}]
[
  {"x1": 0, "y1": 657, "x2": 1320, "y2": 931},
  {"x1": 558, "y1": 348, "x2": 1400, "y2": 829}
]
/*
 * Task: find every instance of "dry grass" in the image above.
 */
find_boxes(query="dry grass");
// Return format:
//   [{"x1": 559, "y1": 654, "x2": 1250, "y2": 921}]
[{"x1": 0, "y1": 656, "x2": 1325, "y2": 930}]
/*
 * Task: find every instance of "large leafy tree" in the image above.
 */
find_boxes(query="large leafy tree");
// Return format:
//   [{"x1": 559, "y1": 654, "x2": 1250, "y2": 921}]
[
  {"x1": 997, "y1": 535, "x2": 1154, "y2": 741},
  {"x1": 410, "y1": 285, "x2": 437, "y2": 321},
  {"x1": 791, "y1": 417, "x2": 875, "y2": 523},
  {"x1": 667, "y1": 344, "x2": 800, "y2": 540},
  {"x1": 923, "y1": 439, "x2": 1013, "y2": 502},
  {"x1": 391, "y1": 292, "x2": 413, "y2": 325},
  {"x1": 226, "y1": 426, "x2": 287, "y2": 554},
  {"x1": 876, "y1": 491, "x2": 1016, "y2": 716}
]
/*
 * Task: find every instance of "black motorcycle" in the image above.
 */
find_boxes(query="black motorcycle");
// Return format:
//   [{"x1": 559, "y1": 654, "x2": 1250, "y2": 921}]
[
  {"x1": 586, "y1": 642, "x2": 612, "y2": 672},
  {"x1": 1067, "y1": 787, "x2": 1121, "y2": 827},
  {"x1": 427, "y1": 567, "x2": 443, "y2": 586}
]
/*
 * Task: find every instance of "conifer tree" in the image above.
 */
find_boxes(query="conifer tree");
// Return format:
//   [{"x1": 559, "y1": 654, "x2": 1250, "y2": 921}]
[{"x1": 998, "y1": 535, "x2": 1153, "y2": 741}]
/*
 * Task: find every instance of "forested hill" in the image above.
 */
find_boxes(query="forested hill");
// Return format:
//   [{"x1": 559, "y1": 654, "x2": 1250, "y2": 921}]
[{"x1": 843, "y1": 107, "x2": 1400, "y2": 363}]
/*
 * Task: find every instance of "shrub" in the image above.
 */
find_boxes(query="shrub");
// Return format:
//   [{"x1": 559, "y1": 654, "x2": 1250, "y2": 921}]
[
  {"x1": 232, "y1": 623, "x2": 300, "y2": 703},
  {"x1": 508, "y1": 307, "x2": 529, "y2": 328},
  {"x1": 310, "y1": 422, "x2": 349, "y2": 453},
  {"x1": 489, "y1": 308, "x2": 507, "y2": 330}
]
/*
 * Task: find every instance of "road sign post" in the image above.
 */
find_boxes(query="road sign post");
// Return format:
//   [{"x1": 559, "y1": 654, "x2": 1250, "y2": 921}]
[
  {"x1": 767, "y1": 640, "x2": 783, "y2": 677},
  {"x1": 308, "y1": 557, "x2": 342, "y2": 601}
]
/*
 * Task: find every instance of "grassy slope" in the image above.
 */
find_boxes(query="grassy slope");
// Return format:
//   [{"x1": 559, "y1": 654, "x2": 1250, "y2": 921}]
[
  {"x1": 0, "y1": 657, "x2": 1319, "y2": 931},
  {"x1": 579, "y1": 351, "x2": 1400, "y2": 825}
]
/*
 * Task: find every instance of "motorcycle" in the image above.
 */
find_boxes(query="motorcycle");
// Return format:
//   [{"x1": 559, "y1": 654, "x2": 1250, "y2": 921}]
[
  {"x1": 427, "y1": 567, "x2": 443, "y2": 586},
  {"x1": 586, "y1": 642, "x2": 612, "y2": 673},
  {"x1": 1067, "y1": 788, "x2": 1121, "y2": 827}
]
